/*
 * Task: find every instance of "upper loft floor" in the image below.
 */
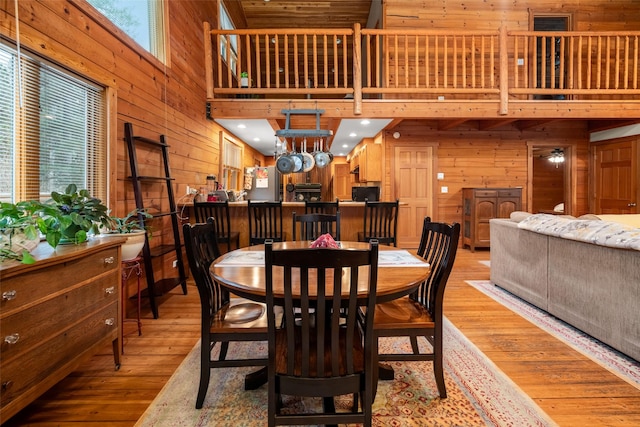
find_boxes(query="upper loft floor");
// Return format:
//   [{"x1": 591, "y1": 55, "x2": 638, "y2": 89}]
[{"x1": 204, "y1": 24, "x2": 640, "y2": 132}]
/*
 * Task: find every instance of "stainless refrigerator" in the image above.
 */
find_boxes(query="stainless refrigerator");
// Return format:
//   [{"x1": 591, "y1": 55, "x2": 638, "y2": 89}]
[{"x1": 244, "y1": 166, "x2": 282, "y2": 201}]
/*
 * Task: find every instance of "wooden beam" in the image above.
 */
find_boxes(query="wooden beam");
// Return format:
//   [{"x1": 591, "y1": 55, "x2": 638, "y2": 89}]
[
  {"x1": 438, "y1": 119, "x2": 470, "y2": 130},
  {"x1": 206, "y1": 99, "x2": 640, "y2": 120},
  {"x1": 478, "y1": 119, "x2": 517, "y2": 131},
  {"x1": 516, "y1": 119, "x2": 558, "y2": 131}
]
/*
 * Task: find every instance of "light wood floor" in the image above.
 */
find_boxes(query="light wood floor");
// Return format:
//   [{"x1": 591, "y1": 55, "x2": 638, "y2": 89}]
[{"x1": 4, "y1": 249, "x2": 640, "y2": 426}]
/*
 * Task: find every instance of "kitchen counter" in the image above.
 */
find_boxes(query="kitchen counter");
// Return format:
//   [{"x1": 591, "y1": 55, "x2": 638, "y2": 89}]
[{"x1": 181, "y1": 200, "x2": 370, "y2": 247}]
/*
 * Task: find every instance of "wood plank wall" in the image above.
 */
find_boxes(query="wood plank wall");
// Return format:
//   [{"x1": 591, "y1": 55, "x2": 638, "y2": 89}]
[
  {"x1": 382, "y1": 120, "x2": 590, "y2": 227},
  {"x1": 383, "y1": 0, "x2": 640, "y2": 31},
  {"x1": 0, "y1": 0, "x2": 265, "y2": 287}
]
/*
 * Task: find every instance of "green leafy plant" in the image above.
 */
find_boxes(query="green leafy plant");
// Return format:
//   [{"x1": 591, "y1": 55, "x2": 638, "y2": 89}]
[
  {"x1": 102, "y1": 208, "x2": 153, "y2": 234},
  {"x1": 1, "y1": 184, "x2": 111, "y2": 264},
  {"x1": 0, "y1": 201, "x2": 41, "y2": 264},
  {"x1": 36, "y1": 184, "x2": 110, "y2": 248}
]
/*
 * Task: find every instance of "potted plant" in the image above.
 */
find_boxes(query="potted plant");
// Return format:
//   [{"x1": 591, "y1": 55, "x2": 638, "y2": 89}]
[
  {"x1": 100, "y1": 208, "x2": 153, "y2": 261},
  {"x1": 35, "y1": 184, "x2": 110, "y2": 248},
  {"x1": 0, "y1": 201, "x2": 41, "y2": 264}
]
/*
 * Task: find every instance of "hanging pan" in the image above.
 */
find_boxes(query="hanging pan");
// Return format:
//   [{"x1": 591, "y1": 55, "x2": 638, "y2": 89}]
[
  {"x1": 276, "y1": 154, "x2": 294, "y2": 174},
  {"x1": 314, "y1": 138, "x2": 330, "y2": 168},
  {"x1": 291, "y1": 140, "x2": 304, "y2": 173},
  {"x1": 301, "y1": 138, "x2": 315, "y2": 172}
]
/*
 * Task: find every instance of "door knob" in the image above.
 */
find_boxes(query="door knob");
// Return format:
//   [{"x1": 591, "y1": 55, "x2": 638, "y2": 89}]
[{"x1": 628, "y1": 203, "x2": 637, "y2": 207}]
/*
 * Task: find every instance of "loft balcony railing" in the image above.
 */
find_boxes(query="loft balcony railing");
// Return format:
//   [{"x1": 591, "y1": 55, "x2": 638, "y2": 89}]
[{"x1": 204, "y1": 23, "x2": 640, "y2": 115}]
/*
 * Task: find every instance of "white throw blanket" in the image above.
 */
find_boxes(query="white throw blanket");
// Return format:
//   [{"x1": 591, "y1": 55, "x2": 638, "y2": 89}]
[{"x1": 517, "y1": 214, "x2": 640, "y2": 251}]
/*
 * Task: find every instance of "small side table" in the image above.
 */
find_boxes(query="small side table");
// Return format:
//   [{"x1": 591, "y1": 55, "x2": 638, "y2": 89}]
[{"x1": 121, "y1": 257, "x2": 143, "y2": 352}]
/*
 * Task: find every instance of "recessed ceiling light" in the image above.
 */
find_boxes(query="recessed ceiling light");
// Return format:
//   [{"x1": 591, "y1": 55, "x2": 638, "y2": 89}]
[
  {"x1": 253, "y1": 137, "x2": 260, "y2": 142},
  {"x1": 342, "y1": 144, "x2": 349, "y2": 148},
  {"x1": 360, "y1": 119, "x2": 370, "y2": 125},
  {"x1": 349, "y1": 132, "x2": 357, "y2": 137},
  {"x1": 237, "y1": 124, "x2": 246, "y2": 129}
]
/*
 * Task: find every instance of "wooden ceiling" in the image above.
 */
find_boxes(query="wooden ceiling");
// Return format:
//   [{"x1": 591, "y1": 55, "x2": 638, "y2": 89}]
[{"x1": 236, "y1": 0, "x2": 373, "y2": 29}]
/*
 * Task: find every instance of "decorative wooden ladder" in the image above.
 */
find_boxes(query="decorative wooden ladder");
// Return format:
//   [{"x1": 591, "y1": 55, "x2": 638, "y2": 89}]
[{"x1": 124, "y1": 122, "x2": 187, "y2": 319}]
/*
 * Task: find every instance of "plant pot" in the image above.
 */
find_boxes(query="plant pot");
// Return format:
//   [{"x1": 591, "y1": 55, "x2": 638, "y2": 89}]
[{"x1": 101, "y1": 230, "x2": 146, "y2": 261}]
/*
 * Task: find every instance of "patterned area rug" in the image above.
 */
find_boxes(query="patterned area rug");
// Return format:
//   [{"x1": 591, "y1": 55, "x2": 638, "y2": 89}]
[
  {"x1": 467, "y1": 280, "x2": 640, "y2": 387},
  {"x1": 135, "y1": 319, "x2": 554, "y2": 426}
]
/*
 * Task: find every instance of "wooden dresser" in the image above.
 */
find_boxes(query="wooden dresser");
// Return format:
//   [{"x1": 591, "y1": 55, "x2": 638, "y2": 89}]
[
  {"x1": 0, "y1": 238, "x2": 123, "y2": 421},
  {"x1": 462, "y1": 187, "x2": 522, "y2": 251}
]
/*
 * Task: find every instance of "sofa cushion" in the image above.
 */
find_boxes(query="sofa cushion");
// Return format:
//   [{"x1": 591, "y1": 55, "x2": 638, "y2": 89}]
[{"x1": 509, "y1": 211, "x2": 533, "y2": 223}]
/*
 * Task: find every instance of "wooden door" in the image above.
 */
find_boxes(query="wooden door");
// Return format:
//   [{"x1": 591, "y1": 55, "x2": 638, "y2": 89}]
[
  {"x1": 332, "y1": 162, "x2": 352, "y2": 201},
  {"x1": 392, "y1": 145, "x2": 434, "y2": 248},
  {"x1": 594, "y1": 138, "x2": 638, "y2": 214}
]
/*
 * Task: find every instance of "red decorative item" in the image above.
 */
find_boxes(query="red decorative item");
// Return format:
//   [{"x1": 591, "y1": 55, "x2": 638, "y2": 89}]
[{"x1": 309, "y1": 233, "x2": 340, "y2": 249}]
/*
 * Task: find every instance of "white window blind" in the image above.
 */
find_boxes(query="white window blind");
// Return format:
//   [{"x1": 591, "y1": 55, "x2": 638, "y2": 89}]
[
  {"x1": 0, "y1": 43, "x2": 106, "y2": 203},
  {"x1": 222, "y1": 136, "x2": 242, "y2": 190}
]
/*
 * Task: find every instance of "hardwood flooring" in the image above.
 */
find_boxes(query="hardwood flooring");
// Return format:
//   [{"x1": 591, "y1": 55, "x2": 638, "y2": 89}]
[{"x1": 4, "y1": 249, "x2": 640, "y2": 426}]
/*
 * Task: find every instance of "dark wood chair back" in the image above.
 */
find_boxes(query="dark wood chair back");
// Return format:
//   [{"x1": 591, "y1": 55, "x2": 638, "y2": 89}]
[
  {"x1": 413, "y1": 217, "x2": 461, "y2": 317},
  {"x1": 193, "y1": 200, "x2": 240, "y2": 252},
  {"x1": 183, "y1": 218, "x2": 224, "y2": 314},
  {"x1": 304, "y1": 198, "x2": 339, "y2": 214},
  {"x1": 371, "y1": 216, "x2": 460, "y2": 399},
  {"x1": 183, "y1": 218, "x2": 270, "y2": 409},
  {"x1": 292, "y1": 211, "x2": 341, "y2": 241},
  {"x1": 361, "y1": 199, "x2": 400, "y2": 246},
  {"x1": 264, "y1": 241, "x2": 379, "y2": 426},
  {"x1": 247, "y1": 200, "x2": 284, "y2": 245}
]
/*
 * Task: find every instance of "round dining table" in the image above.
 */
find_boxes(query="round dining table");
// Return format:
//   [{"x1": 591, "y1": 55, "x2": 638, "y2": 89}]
[{"x1": 210, "y1": 241, "x2": 430, "y2": 304}]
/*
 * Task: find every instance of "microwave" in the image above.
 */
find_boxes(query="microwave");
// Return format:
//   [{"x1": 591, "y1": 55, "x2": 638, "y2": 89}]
[{"x1": 352, "y1": 186, "x2": 380, "y2": 202}]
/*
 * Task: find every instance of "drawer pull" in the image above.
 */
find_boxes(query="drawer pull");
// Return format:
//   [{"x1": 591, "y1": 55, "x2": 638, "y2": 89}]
[
  {"x1": 105, "y1": 318, "x2": 116, "y2": 326},
  {"x1": 104, "y1": 256, "x2": 115, "y2": 265},
  {"x1": 4, "y1": 333, "x2": 20, "y2": 345},
  {"x1": 2, "y1": 290, "x2": 17, "y2": 301},
  {"x1": 2, "y1": 381, "x2": 13, "y2": 392},
  {"x1": 105, "y1": 286, "x2": 116, "y2": 295}
]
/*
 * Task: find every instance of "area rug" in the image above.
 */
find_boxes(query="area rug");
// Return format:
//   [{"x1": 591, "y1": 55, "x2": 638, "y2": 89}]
[
  {"x1": 135, "y1": 318, "x2": 554, "y2": 427},
  {"x1": 466, "y1": 280, "x2": 640, "y2": 388}
]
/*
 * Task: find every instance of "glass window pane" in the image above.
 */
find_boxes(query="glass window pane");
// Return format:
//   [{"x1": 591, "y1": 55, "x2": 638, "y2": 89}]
[
  {"x1": 87, "y1": 0, "x2": 165, "y2": 62},
  {"x1": 0, "y1": 48, "x2": 14, "y2": 202},
  {"x1": 0, "y1": 42, "x2": 106, "y2": 204}
]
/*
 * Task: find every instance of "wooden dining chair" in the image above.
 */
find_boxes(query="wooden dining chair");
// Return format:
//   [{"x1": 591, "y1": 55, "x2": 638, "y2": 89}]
[
  {"x1": 247, "y1": 200, "x2": 284, "y2": 245},
  {"x1": 305, "y1": 198, "x2": 339, "y2": 214},
  {"x1": 369, "y1": 217, "x2": 460, "y2": 398},
  {"x1": 193, "y1": 200, "x2": 240, "y2": 253},
  {"x1": 358, "y1": 199, "x2": 400, "y2": 246},
  {"x1": 292, "y1": 211, "x2": 341, "y2": 241},
  {"x1": 183, "y1": 218, "x2": 280, "y2": 409},
  {"x1": 264, "y1": 240, "x2": 380, "y2": 427}
]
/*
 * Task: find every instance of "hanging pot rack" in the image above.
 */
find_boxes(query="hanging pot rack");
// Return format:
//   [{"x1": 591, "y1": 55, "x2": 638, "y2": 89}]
[{"x1": 274, "y1": 108, "x2": 333, "y2": 174}]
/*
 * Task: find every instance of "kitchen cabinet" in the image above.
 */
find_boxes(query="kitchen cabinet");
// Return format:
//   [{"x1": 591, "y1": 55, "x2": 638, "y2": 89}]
[
  {"x1": 349, "y1": 141, "x2": 382, "y2": 183},
  {"x1": 0, "y1": 238, "x2": 122, "y2": 422},
  {"x1": 462, "y1": 187, "x2": 522, "y2": 251}
]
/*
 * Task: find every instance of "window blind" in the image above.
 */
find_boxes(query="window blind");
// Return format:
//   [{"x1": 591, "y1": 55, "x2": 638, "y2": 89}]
[{"x1": 0, "y1": 43, "x2": 106, "y2": 203}]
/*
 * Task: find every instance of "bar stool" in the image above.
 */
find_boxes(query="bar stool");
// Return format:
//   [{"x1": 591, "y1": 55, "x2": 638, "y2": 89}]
[{"x1": 121, "y1": 256, "x2": 143, "y2": 353}]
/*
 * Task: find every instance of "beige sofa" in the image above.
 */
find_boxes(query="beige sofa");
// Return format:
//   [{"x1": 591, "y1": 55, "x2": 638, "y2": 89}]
[{"x1": 490, "y1": 213, "x2": 640, "y2": 362}]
